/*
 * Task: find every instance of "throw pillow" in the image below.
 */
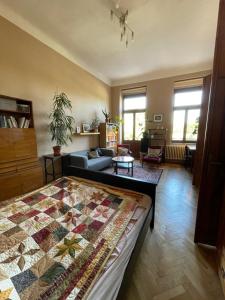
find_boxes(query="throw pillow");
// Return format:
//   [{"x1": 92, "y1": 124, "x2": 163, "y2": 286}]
[
  {"x1": 90, "y1": 147, "x2": 103, "y2": 156},
  {"x1": 88, "y1": 150, "x2": 100, "y2": 159},
  {"x1": 147, "y1": 147, "x2": 161, "y2": 158},
  {"x1": 118, "y1": 147, "x2": 129, "y2": 156}
]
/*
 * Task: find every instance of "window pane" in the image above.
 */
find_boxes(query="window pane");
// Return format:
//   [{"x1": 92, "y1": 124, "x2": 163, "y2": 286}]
[
  {"x1": 185, "y1": 109, "x2": 200, "y2": 141},
  {"x1": 135, "y1": 112, "x2": 145, "y2": 140},
  {"x1": 172, "y1": 110, "x2": 185, "y2": 140},
  {"x1": 124, "y1": 95, "x2": 146, "y2": 110},
  {"x1": 123, "y1": 113, "x2": 133, "y2": 140},
  {"x1": 174, "y1": 90, "x2": 202, "y2": 107}
]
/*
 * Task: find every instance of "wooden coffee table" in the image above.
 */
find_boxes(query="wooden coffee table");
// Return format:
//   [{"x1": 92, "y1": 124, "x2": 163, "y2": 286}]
[{"x1": 112, "y1": 156, "x2": 134, "y2": 176}]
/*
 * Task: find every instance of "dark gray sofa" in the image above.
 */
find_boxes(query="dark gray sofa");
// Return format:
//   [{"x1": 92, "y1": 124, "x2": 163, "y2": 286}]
[{"x1": 69, "y1": 148, "x2": 114, "y2": 171}]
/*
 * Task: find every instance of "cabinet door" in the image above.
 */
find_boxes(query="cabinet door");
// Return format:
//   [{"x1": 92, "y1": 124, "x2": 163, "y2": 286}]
[
  {"x1": 0, "y1": 129, "x2": 15, "y2": 163},
  {"x1": 0, "y1": 173, "x2": 22, "y2": 201},
  {"x1": 13, "y1": 129, "x2": 37, "y2": 159}
]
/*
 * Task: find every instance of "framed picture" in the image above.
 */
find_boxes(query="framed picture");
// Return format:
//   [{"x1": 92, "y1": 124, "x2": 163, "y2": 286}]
[
  {"x1": 76, "y1": 126, "x2": 81, "y2": 134},
  {"x1": 153, "y1": 114, "x2": 163, "y2": 122},
  {"x1": 82, "y1": 123, "x2": 91, "y2": 133}
]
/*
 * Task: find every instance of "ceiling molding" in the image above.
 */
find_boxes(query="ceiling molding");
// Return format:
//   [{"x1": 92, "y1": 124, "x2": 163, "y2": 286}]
[
  {"x1": 0, "y1": 3, "x2": 111, "y2": 86},
  {"x1": 111, "y1": 63, "x2": 213, "y2": 87}
]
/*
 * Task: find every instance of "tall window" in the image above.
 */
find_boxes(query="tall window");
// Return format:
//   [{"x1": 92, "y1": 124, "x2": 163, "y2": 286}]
[
  {"x1": 172, "y1": 88, "x2": 202, "y2": 142},
  {"x1": 123, "y1": 93, "x2": 147, "y2": 141}
]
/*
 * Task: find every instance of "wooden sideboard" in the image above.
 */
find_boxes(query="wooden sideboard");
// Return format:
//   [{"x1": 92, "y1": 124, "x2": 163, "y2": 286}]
[{"x1": 0, "y1": 95, "x2": 43, "y2": 202}]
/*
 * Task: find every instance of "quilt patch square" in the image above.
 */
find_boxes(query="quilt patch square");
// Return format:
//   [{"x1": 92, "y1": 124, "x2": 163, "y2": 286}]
[
  {"x1": 32, "y1": 197, "x2": 56, "y2": 212},
  {"x1": 51, "y1": 189, "x2": 71, "y2": 200},
  {"x1": 0, "y1": 237, "x2": 45, "y2": 277},
  {"x1": 41, "y1": 186, "x2": 61, "y2": 197},
  {"x1": 11, "y1": 269, "x2": 37, "y2": 294},
  {"x1": 0, "y1": 219, "x2": 15, "y2": 234},
  {"x1": 22, "y1": 193, "x2": 47, "y2": 206},
  {"x1": 0, "y1": 278, "x2": 20, "y2": 300},
  {"x1": 48, "y1": 232, "x2": 89, "y2": 268},
  {"x1": 90, "y1": 205, "x2": 115, "y2": 223},
  {"x1": 20, "y1": 213, "x2": 54, "y2": 236}
]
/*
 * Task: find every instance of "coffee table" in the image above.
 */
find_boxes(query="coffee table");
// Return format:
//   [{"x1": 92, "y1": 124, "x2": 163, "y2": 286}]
[{"x1": 112, "y1": 156, "x2": 134, "y2": 177}]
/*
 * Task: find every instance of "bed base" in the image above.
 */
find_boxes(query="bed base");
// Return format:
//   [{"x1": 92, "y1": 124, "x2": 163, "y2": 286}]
[{"x1": 62, "y1": 156, "x2": 157, "y2": 299}]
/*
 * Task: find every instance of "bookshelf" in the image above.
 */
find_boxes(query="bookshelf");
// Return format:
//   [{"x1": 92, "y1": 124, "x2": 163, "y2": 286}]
[
  {"x1": 0, "y1": 95, "x2": 42, "y2": 201},
  {"x1": 0, "y1": 95, "x2": 33, "y2": 128},
  {"x1": 99, "y1": 123, "x2": 118, "y2": 149}
]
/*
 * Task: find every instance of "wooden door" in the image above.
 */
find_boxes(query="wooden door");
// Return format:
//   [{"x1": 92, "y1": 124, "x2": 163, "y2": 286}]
[
  {"x1": 192, "y1": 75, "x2": 211, "y2": 187},
  {"x1": 194, "y1": 0, "x2": 225, "y2": 246},
  {"x1": 218, "y1": 185, "x2": 225, "y2": 295}
]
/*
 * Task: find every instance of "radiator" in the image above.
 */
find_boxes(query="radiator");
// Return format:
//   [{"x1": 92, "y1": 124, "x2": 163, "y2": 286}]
[{"x1": 165, "y1": 144, "x2": 185, "y2": 161}]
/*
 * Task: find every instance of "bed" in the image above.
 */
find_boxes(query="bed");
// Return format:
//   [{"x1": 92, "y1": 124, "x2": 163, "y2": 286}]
[{"x1": 0, "y1": 161, "x2": 158, "y2": 299}]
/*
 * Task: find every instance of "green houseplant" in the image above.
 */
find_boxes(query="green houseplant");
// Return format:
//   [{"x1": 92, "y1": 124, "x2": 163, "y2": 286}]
[{"x1": 49, "y1": 92, "x2": 75, "y2": 156}]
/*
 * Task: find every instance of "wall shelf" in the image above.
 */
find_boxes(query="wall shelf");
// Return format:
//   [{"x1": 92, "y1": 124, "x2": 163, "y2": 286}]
[{"x1": 74, "y1": 132, "x2": 100, "y2": 136}]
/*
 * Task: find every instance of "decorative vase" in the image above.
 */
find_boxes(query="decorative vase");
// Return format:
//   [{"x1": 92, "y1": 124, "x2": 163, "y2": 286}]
[{"x1": 53, "y1": 145, "x2": 61, "y2": 156}]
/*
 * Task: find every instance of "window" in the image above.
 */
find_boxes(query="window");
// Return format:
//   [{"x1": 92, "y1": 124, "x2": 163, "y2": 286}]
[
  {"x1": 122, "y1": 93, "x2": 146, "y2": 141},
  {"x1": 172, "y1": 88, "x2": 202, "y2": 142}
]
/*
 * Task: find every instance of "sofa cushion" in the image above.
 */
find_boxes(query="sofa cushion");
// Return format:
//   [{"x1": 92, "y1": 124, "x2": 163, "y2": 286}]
[{"x1": 88, "y1": 156, "x2": 112, "y2": 171}]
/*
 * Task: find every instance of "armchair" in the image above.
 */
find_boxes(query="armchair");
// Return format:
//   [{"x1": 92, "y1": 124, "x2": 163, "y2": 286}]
[{"x1": 141, "y1": 146, "x2": 163, "y2": 167}]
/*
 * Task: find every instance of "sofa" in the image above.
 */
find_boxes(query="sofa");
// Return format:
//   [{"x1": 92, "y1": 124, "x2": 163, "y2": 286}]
[{"x1": 69, "y1": 148, "x2": 114, "y2": 171}]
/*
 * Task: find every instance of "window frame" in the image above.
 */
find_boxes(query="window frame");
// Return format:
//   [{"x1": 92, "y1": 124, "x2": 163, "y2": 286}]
[
  {"x1": 172, "y1": 87, "x2": 202, "y2": 143},
  {"x1": 122, "y1": 93, "x2": 146, "y2": 141}
]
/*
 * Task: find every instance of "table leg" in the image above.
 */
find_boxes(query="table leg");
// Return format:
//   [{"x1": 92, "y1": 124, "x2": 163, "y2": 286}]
[
  {"x1": 131, "y1": 161, "x2": 133, "y2": 177},
  {"x1": 44, "y1": 158, "x2": 47, "y2": 183},
  {"x1": 52, "y1": 159, "x2": 55, "y2": 180},
  {"x1": 116, "y1": 162, "x2": 118, "y2": 174}
]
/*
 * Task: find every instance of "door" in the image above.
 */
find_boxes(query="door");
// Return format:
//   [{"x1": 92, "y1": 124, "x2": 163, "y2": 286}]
[
  {"x1": 192, "y1": 75, "x2": 211, "y2": 187},
  {"x1": 194, "y1": 0, "x2": 225, "y2": 246}
]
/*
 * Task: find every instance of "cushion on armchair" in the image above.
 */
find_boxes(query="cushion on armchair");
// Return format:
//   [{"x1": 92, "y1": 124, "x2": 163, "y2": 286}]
[{"x1": 118, "y1": 147, "x2": 129, "y2": 156}]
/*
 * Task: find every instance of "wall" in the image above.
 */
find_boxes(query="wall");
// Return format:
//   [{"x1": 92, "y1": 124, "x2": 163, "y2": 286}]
[
  {"x1": 0, "y1": 16, "x2": 111, "y2": 156},
  {"x1": 111, "y1": 71, "x2": 211, "y2": 144}
]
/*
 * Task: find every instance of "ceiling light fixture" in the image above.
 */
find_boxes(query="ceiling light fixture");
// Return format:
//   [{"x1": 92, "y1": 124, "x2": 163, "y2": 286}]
[{"x1": 110, "y1": 6, "x2": 134, "y2": 47}]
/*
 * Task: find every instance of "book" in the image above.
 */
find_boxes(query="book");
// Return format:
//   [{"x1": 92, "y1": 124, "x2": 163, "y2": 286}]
[
  {"x1": 24, "y1": 119, "x2": 30, "y2": 128},
  {"x1": 18, "y1": 117, "x2": 26, "y2": 128},
  {"x1": 0, "y1": 115, "x2": 8, "y2": 128},
  {"x1": 10, "y1": 116, "x2": 18, "y2": 128},
  {"x1": 7, "y1": 118, "x2": 13, "y2": 128}
]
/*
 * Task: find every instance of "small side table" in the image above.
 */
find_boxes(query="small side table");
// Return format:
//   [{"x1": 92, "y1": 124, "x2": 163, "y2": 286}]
[{"x1": 43, "y1": 154, "x2": 65, "y2": 183}]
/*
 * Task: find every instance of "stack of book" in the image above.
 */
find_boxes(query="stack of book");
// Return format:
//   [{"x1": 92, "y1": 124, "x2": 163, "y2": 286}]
[{"x1": 0, "y1": 115, "x2": 30, "y2": 128}]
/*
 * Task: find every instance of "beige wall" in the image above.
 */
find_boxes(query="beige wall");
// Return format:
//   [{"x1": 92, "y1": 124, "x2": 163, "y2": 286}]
[
  {"x1": 0, "y1": 16, "x2": 111, "y2": 156},
  {"x1": 111, "y1": 71, "x2": 211, "y2": 144}
]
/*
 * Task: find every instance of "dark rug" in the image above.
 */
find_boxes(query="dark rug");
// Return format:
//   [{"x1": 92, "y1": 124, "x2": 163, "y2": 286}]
[{"x1": 103, "y1": 161, "x2": 163, "y2": 184}]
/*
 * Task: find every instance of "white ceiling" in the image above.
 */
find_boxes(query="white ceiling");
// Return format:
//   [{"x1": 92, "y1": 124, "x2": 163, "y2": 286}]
[{"x1": 0, "y1": 0, "x2": 220, "y2": 86}]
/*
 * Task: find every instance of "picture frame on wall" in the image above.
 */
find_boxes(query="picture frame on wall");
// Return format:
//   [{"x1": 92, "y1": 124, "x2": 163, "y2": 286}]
[
  {"x1": 153, "y1": 114, "x2": 163, "y2": 122},
  {"x1": 82, "y1": 123, "x2": 91, "y2": 133}
]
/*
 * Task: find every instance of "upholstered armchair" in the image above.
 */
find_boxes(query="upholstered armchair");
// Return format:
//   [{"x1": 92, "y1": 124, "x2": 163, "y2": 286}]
[{"x1": 141, "y1": 146, "x2": 163, "y2": 167}]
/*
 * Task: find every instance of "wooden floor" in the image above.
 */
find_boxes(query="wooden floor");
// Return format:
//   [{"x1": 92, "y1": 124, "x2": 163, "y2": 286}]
[{"x1": 124, "y1": 164, "x2": 224, "y2": 300}]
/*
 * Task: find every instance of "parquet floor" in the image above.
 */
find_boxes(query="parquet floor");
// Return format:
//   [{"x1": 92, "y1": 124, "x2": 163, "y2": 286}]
[{"x1": 124, "y1": 164, "x2": 224, "y2": 300}]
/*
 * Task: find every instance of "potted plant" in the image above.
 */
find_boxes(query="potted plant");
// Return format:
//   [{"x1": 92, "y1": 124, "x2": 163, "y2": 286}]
[
  {"x1": 49, "y1": 92, "x2": 75, "y2": 156},
  {"x1": 102, "y1": 108, "x2": 110, "y2": 123},
  {"x1": 91, "y1": 116, "x2": 100, "y2": 132}
]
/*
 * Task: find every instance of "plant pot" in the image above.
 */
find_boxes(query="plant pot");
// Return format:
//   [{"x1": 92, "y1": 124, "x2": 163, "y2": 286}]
[{"x1": 53, "y1": 146, "x2": 61, "y2": 156}]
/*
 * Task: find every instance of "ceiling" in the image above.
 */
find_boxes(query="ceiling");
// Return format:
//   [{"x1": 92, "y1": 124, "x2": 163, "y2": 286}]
[{"x1": 0, "y1": 0, "x2": 220, "y2": 86}]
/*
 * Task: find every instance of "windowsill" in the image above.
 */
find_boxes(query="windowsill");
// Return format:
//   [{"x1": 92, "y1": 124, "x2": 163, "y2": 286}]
[{"x1": 172, "y1": 141, "x2": 197, "y2": 144}]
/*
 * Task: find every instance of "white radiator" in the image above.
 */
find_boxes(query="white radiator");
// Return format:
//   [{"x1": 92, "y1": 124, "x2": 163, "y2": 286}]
[{"x1": 165, "y1": 144, "x2": 185, "y2": 161}]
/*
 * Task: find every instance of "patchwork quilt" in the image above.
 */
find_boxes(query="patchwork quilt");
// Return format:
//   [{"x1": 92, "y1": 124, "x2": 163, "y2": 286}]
[{"x1": 0, "y1": 176, "x2": 149, "y2": 300}]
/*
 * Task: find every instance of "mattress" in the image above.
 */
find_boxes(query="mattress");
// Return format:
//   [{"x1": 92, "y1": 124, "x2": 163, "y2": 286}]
[
  {"x1": 0, "y1": 176, "x2": 151, "y2": 300},
  {"x1": 87, "y1": 204, "x2": 151, "y2": 300}
]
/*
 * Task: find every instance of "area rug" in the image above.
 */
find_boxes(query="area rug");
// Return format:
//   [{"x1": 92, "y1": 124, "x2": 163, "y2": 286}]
[{"x1": 103, "y1": 161, "x2": 163, "y2": 185}]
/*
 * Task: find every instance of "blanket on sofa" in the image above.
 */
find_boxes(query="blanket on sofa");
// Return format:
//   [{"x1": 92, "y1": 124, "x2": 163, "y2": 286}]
[{"x1": 0, "y1": 176, "x2": 149, "y2": 300}]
